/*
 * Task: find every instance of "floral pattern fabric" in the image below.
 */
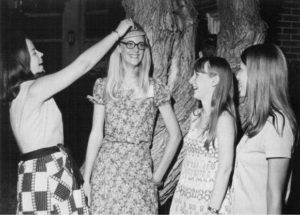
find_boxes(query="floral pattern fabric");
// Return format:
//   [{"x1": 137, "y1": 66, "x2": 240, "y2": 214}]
[
  {"x1": 87, "y1": 78, "x2": 170, "y2": 214},
  {"x1": 170, "y1": 109, "x2": 231, "y2": 215}
]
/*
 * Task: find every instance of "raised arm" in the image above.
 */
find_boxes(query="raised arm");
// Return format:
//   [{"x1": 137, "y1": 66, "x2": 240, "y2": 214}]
[
  {"x1": 27, "y1": 19, "x2": 133, "y2": 104},
  {"x1": 153, "y1": 104, "x2": 182, "y2": 185},
  {"x1": 208, "y1": 112, "x2": 235, "y2": 213},
  {"x1": 83, "y1": 104, "x2": 105, "y2": 205}
]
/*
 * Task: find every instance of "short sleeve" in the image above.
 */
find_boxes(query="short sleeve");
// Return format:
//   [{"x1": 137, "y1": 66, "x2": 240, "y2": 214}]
[
  {"x1": 87, "y1": 78, "x2": 106, "y2": 105},
  {"x1": 153, "y1": 78, "x2": 171, "y2": 107},
  {"x1": 263, "y1": 116, "x2": 293, "y2": 159}
]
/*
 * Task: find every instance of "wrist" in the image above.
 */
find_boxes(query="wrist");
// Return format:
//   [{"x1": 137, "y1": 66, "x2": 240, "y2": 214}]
[
  {"x1": 112, "y1": 30, "x2": 119, "y2": 41},
  {"x1": 208, "y1": 206, "x2": 219, "y2": 214}
]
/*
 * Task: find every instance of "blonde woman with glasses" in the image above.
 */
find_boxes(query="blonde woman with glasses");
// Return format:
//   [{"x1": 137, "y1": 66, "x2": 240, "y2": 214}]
[{"x1": 83, "y1": 22, "x2": 181, "y2": 214}]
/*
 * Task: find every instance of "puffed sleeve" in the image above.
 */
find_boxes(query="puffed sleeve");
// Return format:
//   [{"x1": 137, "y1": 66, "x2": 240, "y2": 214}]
[
  {"x1": 153, "y1": 78, "x2": 171, "y2": 107},
  {"x1": 87, "y1": 78, "x2": 106, "y2": 105},
  {"x1": 263, "y1": 115, "x2": 293, "y2": 159}
]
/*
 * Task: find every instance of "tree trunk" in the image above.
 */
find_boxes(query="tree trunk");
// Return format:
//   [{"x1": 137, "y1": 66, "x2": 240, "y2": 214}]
[
  {"x1": 217, "y1": 0, "x2": 267, "y2": 127},
  {"x1": 122, "y1": 0, "x2": 198, "y2": 204},
  {"x1": 217, "y1": 0, "x2": 267, "y2": 72}
]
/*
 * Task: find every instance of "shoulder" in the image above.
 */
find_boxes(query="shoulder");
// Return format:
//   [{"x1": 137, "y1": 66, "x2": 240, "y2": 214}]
[
  {"x1": 20, "y1": 80, "x2": 35, "y2": 97},
  {"x1": 217, "y1": 111, "x2": 236, "y2": 134},
  {"x1": 262, "y1": 112, "x2": 293, "y2": 158},
  {"x1": 265, "y1": 112, "x2": 293, "y2": 138},
  {"x1": 266, "y1": 112, "x2": 290, "y2": 132},
  {"x1": 21, "y1": 80, "x2": 35, "y2": 90}
]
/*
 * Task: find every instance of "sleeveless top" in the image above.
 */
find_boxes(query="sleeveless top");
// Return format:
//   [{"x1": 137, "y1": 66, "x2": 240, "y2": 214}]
[{"x1": 10, "y1": 80, "x2": 64, "y2": 153}]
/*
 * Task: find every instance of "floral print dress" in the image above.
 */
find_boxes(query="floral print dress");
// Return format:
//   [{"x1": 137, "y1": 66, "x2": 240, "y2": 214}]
[{"x1": 87, "y1": 78, "x2": 170, "y2": 214}]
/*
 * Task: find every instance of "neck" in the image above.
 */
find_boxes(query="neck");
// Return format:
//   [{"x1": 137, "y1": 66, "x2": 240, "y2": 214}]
[
  {"x1": 201, "y1": 99, "x2": 211, "y2": 118},
  {"x1": 122, "y1": 68, "x2": 139, "y2": 89}
]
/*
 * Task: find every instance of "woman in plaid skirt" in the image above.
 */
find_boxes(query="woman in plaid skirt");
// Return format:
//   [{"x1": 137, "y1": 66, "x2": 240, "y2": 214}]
[{"x1": 0, "y1": 20, "x2": 133, "y2": 214}]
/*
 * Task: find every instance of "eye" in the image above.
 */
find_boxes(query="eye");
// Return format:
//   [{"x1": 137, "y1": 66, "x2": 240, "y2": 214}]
[
  {"x1": 127, "y1": 41, "x2": 135, "y2": 48},
  {"x1": 138, "y1": 42, "x2": 146, "y2": 49}
]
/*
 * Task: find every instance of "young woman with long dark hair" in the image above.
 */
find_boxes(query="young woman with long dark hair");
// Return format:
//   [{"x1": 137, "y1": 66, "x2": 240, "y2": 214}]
[
  {"x1": 0, "y1": 19, "x2": 133, "y2": 214},
  {"x1": 231, "y1": 44, "x2": 298, "y2": 214},
  {"x1": 170, "y1": 57, "x2": 237, "y2": 214}
]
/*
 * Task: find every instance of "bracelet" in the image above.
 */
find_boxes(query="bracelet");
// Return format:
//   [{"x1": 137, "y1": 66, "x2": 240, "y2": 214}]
[
  {"x1": 112, "y1": 30, "x2": 120, "y2": 41},
  {"x1": 208, "y1": 206, "x2": 219, "y2": 214}
]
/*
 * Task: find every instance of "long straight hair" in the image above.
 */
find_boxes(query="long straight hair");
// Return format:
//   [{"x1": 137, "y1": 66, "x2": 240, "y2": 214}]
[
  {"x1": 0, "y1": 31, "x2": 35, "y2": 103},
  {"x1": 241, "y1": 44, "x2": 298, "y2": 142},
  {"x1": 105, "y1": 36, "x2": 151, "y2": 100},
  {"x1": 194, "y1": 57, "x2": 237, "y2": 150}
]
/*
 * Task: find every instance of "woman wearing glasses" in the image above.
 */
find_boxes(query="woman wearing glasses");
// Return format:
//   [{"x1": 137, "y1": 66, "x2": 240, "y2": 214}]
[{"x1": 83, "y1": 22, "x2": 182, "y2": 214}]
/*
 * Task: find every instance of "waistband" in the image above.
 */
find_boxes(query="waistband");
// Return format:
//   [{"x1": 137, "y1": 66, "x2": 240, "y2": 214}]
[
  {"x1": 20, "y1": 145, "x2": 60, "y2": 162},
  {"x1": 20, "y1": 144, "x2": 83, "y2": 188}
]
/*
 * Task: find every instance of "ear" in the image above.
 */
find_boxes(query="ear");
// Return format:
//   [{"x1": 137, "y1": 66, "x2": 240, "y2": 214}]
[{"x1": 211, "y1": 75, "x2": 219, "y2": 87}]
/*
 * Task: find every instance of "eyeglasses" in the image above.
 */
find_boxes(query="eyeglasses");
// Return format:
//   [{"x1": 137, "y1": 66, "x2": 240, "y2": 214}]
[{"x1": 120, "y1": 41, "x2": 147, "y2": 50}]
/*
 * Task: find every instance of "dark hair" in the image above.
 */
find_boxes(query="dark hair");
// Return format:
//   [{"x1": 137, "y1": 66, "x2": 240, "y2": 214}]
[
  {"x1": 194, "y1": 57, "x2": 237, "y2": 150},
  {"x1": 202, "y1": 35, "x2": 217, "y2": 57},
  {"x1": 0, "y1": 31, "x2": 35, "y2": 103},
  {"x1": 240, "y1": 44, "x2": 298, "y2": 143}
]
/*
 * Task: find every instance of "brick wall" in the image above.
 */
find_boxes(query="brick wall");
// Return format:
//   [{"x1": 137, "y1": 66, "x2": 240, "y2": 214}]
[{"x1": 277, "y1": 0, "x2": 300, "y2": 63}]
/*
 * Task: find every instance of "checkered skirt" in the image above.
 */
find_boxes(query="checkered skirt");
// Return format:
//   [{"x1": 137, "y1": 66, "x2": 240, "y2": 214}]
[{"x1": 17, "y1": 147, "x2": 89, "y2": 215}]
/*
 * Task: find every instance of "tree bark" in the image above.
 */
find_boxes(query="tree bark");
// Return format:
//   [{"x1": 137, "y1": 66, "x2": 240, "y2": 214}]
[
  {"x1": 217, "y1": 0, "x2": 267, "y2": 128},
  {"x1": 217, "y1": 0, "x2": 267, "y2": 72},
  {"x1": 122, "y1": 0, "x2": 198, "y2": 204}
]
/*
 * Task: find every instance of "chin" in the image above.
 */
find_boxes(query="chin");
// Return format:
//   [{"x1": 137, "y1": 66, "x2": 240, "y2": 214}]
[{"x1": 34, "y1": 71, "x2": 46, "y2": 79}]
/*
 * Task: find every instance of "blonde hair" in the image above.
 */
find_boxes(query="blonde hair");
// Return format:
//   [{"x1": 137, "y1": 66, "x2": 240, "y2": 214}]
[
  {"x1": 194, "y1": 57, "x2": 237, "y2": 150},
  {"x1": 105, "y1": 37, "x2": 151, "y2": 100},
  {"x1": 241, "y1": 44, "x2": 298, "y2": 141}
]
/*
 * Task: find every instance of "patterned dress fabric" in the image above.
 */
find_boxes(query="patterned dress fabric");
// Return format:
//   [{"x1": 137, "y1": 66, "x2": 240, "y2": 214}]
[
  {"x1": 87, "y1": 78, "x2": 170, "y2": 214},
  {"x1": 17, "y1": 146, "x2": 89, "y2": 215},
  {"x1": 170, "y1": 109, "x2": 231, "y2": 215}
]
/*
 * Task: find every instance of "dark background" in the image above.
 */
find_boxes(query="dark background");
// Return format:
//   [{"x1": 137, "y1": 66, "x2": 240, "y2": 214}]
[{"x1": 1, "y1": 0, "x2": 300, "y2": 214}]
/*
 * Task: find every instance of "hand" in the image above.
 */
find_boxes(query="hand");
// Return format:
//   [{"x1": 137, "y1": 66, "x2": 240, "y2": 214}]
[
  {"x1": 115, "y1": 19, "x2": 134, "y2": 38},
  {"x1": 83, "y1": 182, "x2": 91, "y2": 207},
  {"x1": 152, "y1": 171, "x2": 163, "y2": 187}
]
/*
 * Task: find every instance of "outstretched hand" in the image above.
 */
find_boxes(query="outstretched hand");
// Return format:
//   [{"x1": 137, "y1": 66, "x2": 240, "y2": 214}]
[{"x1": 115, "y1": 19, "x2": 134, "y2": 38}]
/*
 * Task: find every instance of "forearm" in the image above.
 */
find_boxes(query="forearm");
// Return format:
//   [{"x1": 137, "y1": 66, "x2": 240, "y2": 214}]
[
  {"x1": 267, "y1": 190, "x2": 282, "y2": 214},
  {"x1": 209, "y1": 168, "x2": 232, "y2": 210},
  {"x1": 154, "y1": 134, "x2": 181, "y2": 181},
  {"x1": 75, "y1": 32, "x2": 118, "y2": 73},
  {"x1": 83, "y1": 136, "x2": 103, "y2": 183}
]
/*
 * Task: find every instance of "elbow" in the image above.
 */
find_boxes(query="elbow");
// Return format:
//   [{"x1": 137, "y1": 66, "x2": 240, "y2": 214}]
[
  {"x1": 88, "y1": 133, "x2": 103, "y2": 149},
  {"x1": 172, "y1": 131, "x2": 182, "y2": 146},
  {"x1": 77, "y1": 58, "x2": 92, "y2": 73},
  {"x1": 218, "y1": 165, "x2": 233, "y2": 178}
]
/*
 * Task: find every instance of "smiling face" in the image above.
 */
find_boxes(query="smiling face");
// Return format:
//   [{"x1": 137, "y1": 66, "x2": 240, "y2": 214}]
[
  {"x1": 236, "y1": 61, "x2": 248, "y2": 97},
  {"x1": 25, "y1": 39, "x2": 44, "y2": 75},
  {"x1": 189, "y1": 62, "x2": 214, "y2": 101},
  {"x1": 120, "y1": 35, "x2": 146, "y2": 68}
]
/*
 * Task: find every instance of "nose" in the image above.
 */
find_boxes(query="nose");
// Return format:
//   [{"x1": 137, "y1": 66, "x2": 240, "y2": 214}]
[
  {"x1": 132, "y1": 44, "x2": 139, "y2": 52},
  {"x1": 37, "y1": 50, "x2": 43, "y2": 58},
  {"x1": 189, "y1": 74, "x2": 194, "y2": 85}
]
